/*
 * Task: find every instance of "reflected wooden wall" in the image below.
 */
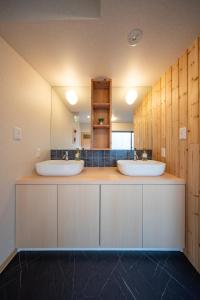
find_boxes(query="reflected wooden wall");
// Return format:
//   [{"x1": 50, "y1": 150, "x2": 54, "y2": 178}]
[{"x1": 134, "y1": 37, "x2": 200, "y2": 272}]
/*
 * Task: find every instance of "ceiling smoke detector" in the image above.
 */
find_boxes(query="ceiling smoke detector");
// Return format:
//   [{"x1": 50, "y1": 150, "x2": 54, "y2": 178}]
[{"x1": 128, "y1": 28, "x2": 143, "y2": 47}]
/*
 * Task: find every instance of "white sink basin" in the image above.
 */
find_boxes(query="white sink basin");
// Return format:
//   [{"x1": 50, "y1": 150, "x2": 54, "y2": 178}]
[
  {"x1": 35, "y1": 160, "x2": 84, "y2": 176},
  {"x1": 117, "y1": 160, "x2": 166, "y2": 176}
]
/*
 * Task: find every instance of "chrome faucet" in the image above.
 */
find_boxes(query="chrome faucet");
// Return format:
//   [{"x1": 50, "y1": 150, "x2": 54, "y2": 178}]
[
  {"x1": 62, "y1": 151, "x2": 68, "y2": 160},
  {"x1": 134, "y1": 148, "x2": 138, "y2": 161}
]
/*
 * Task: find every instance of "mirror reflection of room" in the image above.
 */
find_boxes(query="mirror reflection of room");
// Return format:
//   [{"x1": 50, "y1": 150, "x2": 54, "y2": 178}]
[{"x1": 51, "y1": 83, "x2": 150, "y2": 150}]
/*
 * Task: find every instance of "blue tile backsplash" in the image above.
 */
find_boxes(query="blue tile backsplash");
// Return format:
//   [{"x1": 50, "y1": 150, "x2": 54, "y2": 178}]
[{"x1": 51, "y1": 149, "x2": 152, "y2": 167}]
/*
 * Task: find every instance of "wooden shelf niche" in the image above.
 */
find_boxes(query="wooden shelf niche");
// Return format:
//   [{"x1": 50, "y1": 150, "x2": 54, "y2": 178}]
[{"x1": 91, "y1": 79, "x2": 112, "y2": 149}]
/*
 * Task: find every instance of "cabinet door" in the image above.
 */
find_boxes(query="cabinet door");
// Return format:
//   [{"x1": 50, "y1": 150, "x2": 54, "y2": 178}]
[
  {"x1": 143, "y1": 185, "x2": 185, "y2": 248},
  {"x1": 58, "y1": 185, "x2": 99, "y2": 248},
  {"x1": 101, "y1": 185, "x2": 142, "y2": 247},
  {"x1": 16, "y1": 185, "x2": 57, "y2": 248}
]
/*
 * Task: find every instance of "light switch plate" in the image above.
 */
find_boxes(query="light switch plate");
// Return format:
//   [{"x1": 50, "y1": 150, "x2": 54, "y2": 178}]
[
  {"x1": 161, "y1": 147, "x2": 166, "y2": 158},
  {"x1": 179, "y1": 127, "x2": 187, "y2": 140},
  {"x1": 13, "y1": 127, "x2": 22, "y2": 141}
]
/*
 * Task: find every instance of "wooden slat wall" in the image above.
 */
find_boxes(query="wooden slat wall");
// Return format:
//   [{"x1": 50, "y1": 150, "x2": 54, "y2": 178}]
[
  {"x1": 179, "y1": 51, "x2": 188, "y2": 179},
  {"x1": 160, "y1": 74, "x2": 166, "y2": 163},
  {"x1": 165, "y1": 68, "x2": 172, "y2": 173},
  {"x1": 152, "y1": 81, "x2": 161, "y2": 160},
  {"x1": 133, "y1": 37, "x2": 200, "y2": 272},
  {"x1": 171, "y1": 62, "x2": 179, "y2": 176},
  {"x1": 147, "y1": 89, "x2": 152, "y2": 149},
  {"x1": 199, "y1": 38, "x2": 200, "y2": 271},
  {"x1": 187, "y1": 39, "x2": 199, "y2": 269}
]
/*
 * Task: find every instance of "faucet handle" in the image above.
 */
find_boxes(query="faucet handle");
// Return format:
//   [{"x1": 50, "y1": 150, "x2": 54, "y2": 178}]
[{"x1": 134, "y1": 148, "x2": 138, "y2": 160}]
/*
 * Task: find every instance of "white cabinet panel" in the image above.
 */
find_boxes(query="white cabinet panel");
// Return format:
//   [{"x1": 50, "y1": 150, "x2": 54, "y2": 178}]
[
  {"x1": 101, "y1": 185, "x2": 142, "y2": 247},
  {"x1": 58, "y1": 185, "x2": 99, "y2": 247},
  {"x1": 16, "y1": 185, "x2": 57, "y2": 248},
  {"x1": 143, "y1": 185, "x2": 185, "y2": 248}
]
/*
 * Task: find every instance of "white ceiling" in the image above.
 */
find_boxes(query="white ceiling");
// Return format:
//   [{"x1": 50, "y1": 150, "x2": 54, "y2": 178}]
[
  {"x1": 0, "y1": 0, "x2": 100, "y2": 21},
  {"x1": 0, "y1": 0, "x2": 199, "y2": 88}
]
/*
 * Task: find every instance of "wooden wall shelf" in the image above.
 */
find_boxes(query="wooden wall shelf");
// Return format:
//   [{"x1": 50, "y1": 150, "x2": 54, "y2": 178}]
[
  {"x1": 91, "y1": 79, "x2": 112, "y2": 149},
  {"x1": 93, "y1": 103, "x2": 110, "y2": 109},
  {"x1": 93, "y1": 125, "x2": 110, "y2": 129}
]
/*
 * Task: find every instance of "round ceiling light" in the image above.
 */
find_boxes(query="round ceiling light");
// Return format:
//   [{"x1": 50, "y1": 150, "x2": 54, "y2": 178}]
[
  {"x1": 73, "y1": 114, "x2": 79, "y2": 123},
  {"x1": 111, "y1": 114, "x2": 117, "y2": 122},
  {"x1": 65, "y1": 90, "x2": 78, "y2": 105},
  {"x1": 128, "y1": 28, "x2": 143, "y2": 47},
  {"x1": 125, "y1": 89, "x2": 138, "y2": 105}
]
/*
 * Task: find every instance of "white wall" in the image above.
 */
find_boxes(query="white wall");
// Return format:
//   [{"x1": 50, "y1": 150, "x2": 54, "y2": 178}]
[
  {"x1": 0, "y1": 36, "x2": 51, "y2": 267},
  {"x1": 80, "y1": 122, "x2": 91, "y2": 133},
  {"x1": 51, "y1": 90, "x2": 80, "y2": 149}
]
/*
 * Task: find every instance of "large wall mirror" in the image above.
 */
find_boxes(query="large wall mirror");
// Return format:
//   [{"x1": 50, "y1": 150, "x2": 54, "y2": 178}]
[{"x1": 51, "y1": 84, "x2": 150, "y2": 150}]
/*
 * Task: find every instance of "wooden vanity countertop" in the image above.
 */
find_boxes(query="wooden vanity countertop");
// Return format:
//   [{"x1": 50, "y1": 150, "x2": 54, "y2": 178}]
[{"x1": 16, "y1": 167, "x2": 186, "y2": 185}]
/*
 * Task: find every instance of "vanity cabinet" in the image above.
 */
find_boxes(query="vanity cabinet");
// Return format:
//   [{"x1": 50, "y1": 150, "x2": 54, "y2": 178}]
[
  {"x1": 143, "y1": 185, "x2": 185, "y2": 248},
  {"x1": 101, "y1": 185, "x2": 143, "y2": 247},
  {"x1": 16, "y1": 180, "x2": 185, "y2": 250},
  {"x1": 16, "y1": 185, "x2": 57, "y2": 248},
  {"x1": 58, "y1": 185, "x2": 100, "y2": 248}
]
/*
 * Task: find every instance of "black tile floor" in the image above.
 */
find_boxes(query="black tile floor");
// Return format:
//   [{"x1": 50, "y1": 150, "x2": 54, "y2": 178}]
[{"x1": 0, "y1": 251, "x2": 200, "y2": 300}]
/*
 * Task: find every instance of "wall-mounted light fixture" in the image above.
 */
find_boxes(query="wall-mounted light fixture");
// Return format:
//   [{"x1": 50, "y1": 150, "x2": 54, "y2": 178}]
[
  {"x1": 125, "y1": 89, "x2": 138, "y2": 105},
  {"x1": 65, "y1": 90, "x2": 78, "y2": 105}
]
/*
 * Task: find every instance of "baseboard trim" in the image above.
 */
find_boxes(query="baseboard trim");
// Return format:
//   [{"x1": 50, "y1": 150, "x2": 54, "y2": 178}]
[
  {"x1": 17, "y1": 247, "x2": 183, "y2": 252},
  {"x1": 0, "y1": 249, "x2": 17, "y2": 274}
]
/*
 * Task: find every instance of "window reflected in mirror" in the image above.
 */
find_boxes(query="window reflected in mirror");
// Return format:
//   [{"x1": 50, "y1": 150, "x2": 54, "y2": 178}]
[{"x1": 112, "y1": 131, "x2": 134, "y2": 150}]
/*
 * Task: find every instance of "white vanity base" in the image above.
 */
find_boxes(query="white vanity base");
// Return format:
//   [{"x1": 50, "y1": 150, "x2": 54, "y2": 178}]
[{"x1": 16, "y1": 168, "x2": 185, "y2": 251}]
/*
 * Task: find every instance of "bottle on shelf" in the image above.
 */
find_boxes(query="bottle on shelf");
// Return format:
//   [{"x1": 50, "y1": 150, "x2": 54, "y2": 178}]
[
  {"x1": 75, "y1": 148, "x2": 81, "y2": 160},
  {"x1": 142, "y1": 150, "x2": 148, "y2": 161}
]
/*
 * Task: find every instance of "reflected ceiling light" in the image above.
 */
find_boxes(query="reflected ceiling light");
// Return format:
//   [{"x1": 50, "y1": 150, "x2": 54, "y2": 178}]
[
  {"x1": 65, "y1": 90, "x2": 78, "y2": 105},
  {"x1": 125, "y1": 89, "x2": 138, "y2": 105},
  {"x1": 111, "y1": 114, "x2": 117, "y2": 122},
  {"x1": 73, "y1": 113, "x2": 79, "y2": 123},
  {"x1": 87, "y1": 115, "x2": 90, "y2": 119}
]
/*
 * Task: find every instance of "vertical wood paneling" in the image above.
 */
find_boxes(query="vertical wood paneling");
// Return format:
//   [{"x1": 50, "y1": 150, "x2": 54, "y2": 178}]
[
  {"x1": 171, "y1": 62, "x2": 179, "y2": 176},
  {"x1": 188, "y1": 40, "x2": 199, "y2": 145},
  {"x1": 165, "y1": 68, "x2": 172, "y2": 173},
  {"x1": 151, "y1": 85, "x2": 157, "y2": 159},
  {"x1": 160, "y1": 74, "x2": 166, "y2": 163},
  {"x1": 138, "y1": 106, "x2": 142, "y2": 149},
  {"x1": 147, "y1": 89, "x2": 152, "y2": 149},
  {"x1": 144, "y1": 96, "x2": 148, "y2": 149},
  {"x1": 152, "y1": 81, "x2": 161, "y2": 160},
  {"x1": 187, "y1": 144, "x2": 199, "y2": 266},
  {"x1": 179, "y1": 51, "x2": 188, "y2": 179},
  {"x1": 133, "y1": 36, "x2": 200, "y2": 272},
  {"x1": 187, "y1": 39, "x2": 199, "y2": 269},
  {"x1": 198, "y1": 37, "x2": 200, "y2": 273},
  {"x1": 156, "y1": 81, "x2": 161, "y2": 161},
  {"x1": 141, "y1": 97, "x2": 146, "y2": 149}
]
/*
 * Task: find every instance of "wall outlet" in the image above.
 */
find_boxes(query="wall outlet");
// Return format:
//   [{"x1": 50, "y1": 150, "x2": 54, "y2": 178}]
[
  {"x1": 179, "y1": 127, "x2": 187, "y2": 140},
  {"x1": 13, "y1": 126, "x2": 22, "y2": 141},
  {"x1": 161, "y1": 147, "x2": 166, "y2": 158}
]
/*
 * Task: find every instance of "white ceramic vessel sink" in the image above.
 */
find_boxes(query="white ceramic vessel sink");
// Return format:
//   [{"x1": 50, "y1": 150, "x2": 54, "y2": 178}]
[
  {"x1": 35, "y1": 160, "x2": 84, "y2": 176},
  {"x1": 117, "y1": 160, "x2": 166, "y2": 176}
]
